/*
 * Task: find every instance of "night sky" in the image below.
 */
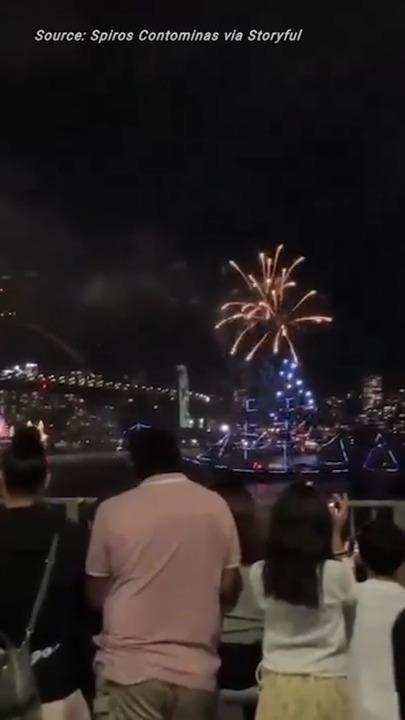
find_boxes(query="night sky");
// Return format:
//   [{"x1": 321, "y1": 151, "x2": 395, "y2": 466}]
[{"x1": 1, "y1": 0, "x2": 405, "y2": 394}]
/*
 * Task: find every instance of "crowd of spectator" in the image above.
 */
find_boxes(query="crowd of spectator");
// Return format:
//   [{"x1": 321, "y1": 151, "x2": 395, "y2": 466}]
[{"x1": 1, "y1": 425, "x2": 405, "y2": 719}]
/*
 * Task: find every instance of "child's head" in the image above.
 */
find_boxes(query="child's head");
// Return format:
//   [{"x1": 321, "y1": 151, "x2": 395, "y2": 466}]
[{"x1": 358, "y1": 519, "x2": 405, "y2": 578}]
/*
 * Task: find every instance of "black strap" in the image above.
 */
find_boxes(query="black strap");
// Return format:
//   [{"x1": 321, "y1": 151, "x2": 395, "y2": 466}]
[
  {"x1": 224, "y1": 614, "x2": 263, "y2": 623},
  {"x1": 24, "y1": 534, "x2": 59, "y2": 644}
]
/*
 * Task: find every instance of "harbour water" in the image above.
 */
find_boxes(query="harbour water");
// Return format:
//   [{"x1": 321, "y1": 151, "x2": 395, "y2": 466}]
[{"x1": 45, "y1": 451, "x2": 405, "y2": 502}]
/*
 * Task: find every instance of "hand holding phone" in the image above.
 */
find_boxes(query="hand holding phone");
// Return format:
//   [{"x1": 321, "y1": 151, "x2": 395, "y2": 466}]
[{"x1": 329, "y1": 494, "x2": 349, "y2": 528}]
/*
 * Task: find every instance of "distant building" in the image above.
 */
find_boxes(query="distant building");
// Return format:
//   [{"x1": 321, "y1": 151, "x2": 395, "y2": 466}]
[
  {"x1": 363, "y1": 375, "x2": 383, "y2": 417},
  {"x1": 324, "y1": 395, "x2": 346, "y2": 425},
  {"x1": 383, "y1": 396, "x2": 398, "y2": 422}
]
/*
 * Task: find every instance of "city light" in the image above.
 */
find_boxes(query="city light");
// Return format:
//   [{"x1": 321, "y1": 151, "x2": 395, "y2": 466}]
[{"x1": 220, "y1": 423, "x2": 230, "y2": 433}]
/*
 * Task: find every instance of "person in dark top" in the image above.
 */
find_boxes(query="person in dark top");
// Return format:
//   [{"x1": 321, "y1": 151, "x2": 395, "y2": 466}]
[
  {"x1": 393, "y1": 607, "x2": 405, "y2": 720},
  {"x1": 0, "y1": 426, "x2": 94, "y2": 718},
  {"x1": 216, "y1": 484, "x2": 264, "y2": 720}
]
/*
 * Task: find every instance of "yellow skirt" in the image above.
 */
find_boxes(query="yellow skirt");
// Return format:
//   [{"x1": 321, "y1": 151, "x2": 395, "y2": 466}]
[{"x1": 255, "y1": 671, "x2": 351, "y2": 720}]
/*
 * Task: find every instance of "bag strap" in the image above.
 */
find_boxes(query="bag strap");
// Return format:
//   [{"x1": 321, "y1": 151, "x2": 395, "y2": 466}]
[{"x1": 24, "y1": 534, "x2": 59, "y2": 643}]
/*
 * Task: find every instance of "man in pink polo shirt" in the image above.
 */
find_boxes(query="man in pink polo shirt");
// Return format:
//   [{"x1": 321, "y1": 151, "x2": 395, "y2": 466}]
[{"x1": 86, "y1": 427, "x2": 241, "y2": 719}]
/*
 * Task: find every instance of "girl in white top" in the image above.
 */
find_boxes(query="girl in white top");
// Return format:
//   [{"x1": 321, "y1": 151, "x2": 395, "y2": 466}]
[{"x1": 250, "y1": 482, "x2": 356, "y2": 720}]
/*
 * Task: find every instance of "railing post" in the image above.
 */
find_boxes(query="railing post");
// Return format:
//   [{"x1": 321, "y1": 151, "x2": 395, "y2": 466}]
[
  {"x1": 65, "y1": 499, "x2": 80, "y2": 523},
  {"x1": 394, "y1": 507, "x2": 405, "y2": 532}
]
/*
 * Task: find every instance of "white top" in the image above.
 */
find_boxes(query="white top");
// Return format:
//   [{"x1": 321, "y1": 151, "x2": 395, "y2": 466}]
[
  {"x1": 222, "y1": 566, "x2": 264, "y2": 645},
  {"x1": 349, "y1": 579, "x2": 405, "y2": 720},
  {"x1": 250, "y1": 559, "x2": 357, "y2": 676}
]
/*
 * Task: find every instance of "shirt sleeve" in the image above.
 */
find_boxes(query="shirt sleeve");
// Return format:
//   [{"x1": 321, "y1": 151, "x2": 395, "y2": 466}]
[
  {"x1": 338, "y1": 559, "x2": 358, "y2": 641},
  {"x1": 338, "y1": 558, "x2": 358, "y2": 606},
  {"x1": 86, "y1": 503, "x2": 111, "y2": 578},
  {"x1": 249, "y1": 561, "x2": 267, "y2": 610}
]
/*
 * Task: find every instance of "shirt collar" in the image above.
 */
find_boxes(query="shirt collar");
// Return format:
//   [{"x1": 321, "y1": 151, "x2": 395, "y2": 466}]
[{"x1": 142, "y1": 472, "x2": 189, "y2": 486}]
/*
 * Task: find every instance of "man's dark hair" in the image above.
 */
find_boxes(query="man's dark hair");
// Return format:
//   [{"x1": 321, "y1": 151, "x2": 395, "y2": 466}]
[
  {"x1": 215, "y1": 482, "x2": 263, "y2": 565},
  {"x1": 358, "y1": 519, "x2": 405, "y2": 577},
  {"x1": 2, "y1": 426, "x2": 47, "y2": 496},
  {"x1": 263, "y1": 481, "x2": 332, "y2": 608},
  {"x1": 127, "y1": 427, "x2": 182, "y2": 481}
]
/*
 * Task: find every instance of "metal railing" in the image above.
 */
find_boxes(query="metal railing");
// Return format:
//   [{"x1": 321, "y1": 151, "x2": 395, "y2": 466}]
[
  {"x1": 3, "y1": 496, "x2": 405, "y2": 533},
  {"x1": 349, "y1": 500, "x2": 405, "y2": 534},
  {"x1": 46, "y1": 497, "x2": 97, "y2": 522},
  {"x1": 44, "y1": 497, "x2": 405, "y2": 533},
  {"x1": 0, "y1": 497, "x2": 97, "y2": 523}
]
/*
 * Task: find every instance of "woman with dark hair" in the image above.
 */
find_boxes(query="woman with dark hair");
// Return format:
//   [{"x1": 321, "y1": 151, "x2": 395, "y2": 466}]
[
  {"x1": 0, "y1": 426, "x2": 93, "y2": 719},
  {"x1": 250, "y1": 482, "x2": 356, "y2": 720}
]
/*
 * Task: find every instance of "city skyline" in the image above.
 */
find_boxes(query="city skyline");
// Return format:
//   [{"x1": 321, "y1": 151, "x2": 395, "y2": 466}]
[{"x1": 2, "y1": 359, "x2": 405, "y2": 413}]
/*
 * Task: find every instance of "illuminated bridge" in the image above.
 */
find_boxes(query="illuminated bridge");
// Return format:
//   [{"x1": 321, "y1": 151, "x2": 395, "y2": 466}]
[{"x1": 0, "y1": 364, "x2": 215, "y2": 405}]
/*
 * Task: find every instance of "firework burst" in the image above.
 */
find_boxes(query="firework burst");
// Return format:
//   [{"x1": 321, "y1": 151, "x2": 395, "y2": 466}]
[{"x1": 215, "y1": 245, "x2": 332, "y2": 363}]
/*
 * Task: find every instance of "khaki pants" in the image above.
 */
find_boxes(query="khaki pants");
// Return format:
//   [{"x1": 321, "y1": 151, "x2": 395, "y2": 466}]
[{"x1": 106, "y1": 679, "x2": 217, "y2": 720}]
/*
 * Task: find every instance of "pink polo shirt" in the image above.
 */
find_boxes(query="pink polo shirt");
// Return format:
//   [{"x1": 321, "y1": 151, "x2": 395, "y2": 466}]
[{"x1": 86, "y1": 473, "x2": 241, "y2": 690}]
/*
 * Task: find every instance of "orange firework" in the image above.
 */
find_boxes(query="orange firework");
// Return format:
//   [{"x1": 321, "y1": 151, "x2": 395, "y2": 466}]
[{"x1": 215, "y1": 245, "x2": 332, "y2": 363}]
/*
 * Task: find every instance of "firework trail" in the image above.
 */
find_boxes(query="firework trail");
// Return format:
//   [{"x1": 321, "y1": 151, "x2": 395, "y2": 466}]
[{"x1": 215, "y1": 245, "x2": 332, "y2": 362}]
